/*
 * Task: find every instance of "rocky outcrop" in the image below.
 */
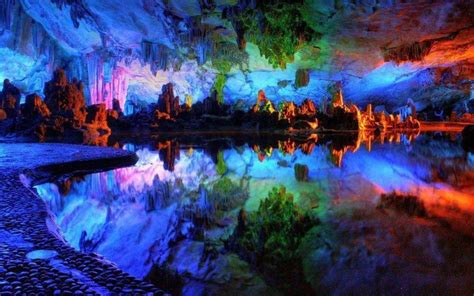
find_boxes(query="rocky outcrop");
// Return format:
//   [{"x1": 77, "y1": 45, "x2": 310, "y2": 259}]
[
  {"x1": 86, "y1": 104, "x2": 109, "y2": 131},
  {"x1": 84, "y1": 103, "x2": 111, "y2": 146},
  {"x1": 0, "y1": 79, "x2": 21, "y2": 118},
  {"x1": 299, "y1": 99, "x2": 317, "y2": 116},
  {"x1": 157, "y1": 83, "x2": 180, "y2": 119},
  {"x1": 22, "y1": 94, "x2": 51, "y2": 119},
  {"x1": 44, "y1": 69, "x2": 87, "y2": 128}
]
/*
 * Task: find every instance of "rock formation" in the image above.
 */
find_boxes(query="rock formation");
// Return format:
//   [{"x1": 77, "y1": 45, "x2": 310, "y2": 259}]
[
  {"x1": 157, "y1": 83, "x2": 180, "y2": 119},
  {"x1": 0, "y1": 79, "x2": 21, "y2": 118},
  {"x1": 299, "y1": 99, "x2": 317, "y2": 116},
  {"x1": 44, "y1": 69, "x2": 87, "y2": 128},
  {"x1": 22, "y1": 94, "x2": 51, "y2": 119},
  {"x1": 252, "y1": 90, "x2": 275, "y2": 114}
]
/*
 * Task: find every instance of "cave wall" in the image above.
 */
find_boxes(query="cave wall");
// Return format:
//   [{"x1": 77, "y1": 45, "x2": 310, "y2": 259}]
[{"x1": 0, "y1": 0, "x2": 472, "y2": 114}]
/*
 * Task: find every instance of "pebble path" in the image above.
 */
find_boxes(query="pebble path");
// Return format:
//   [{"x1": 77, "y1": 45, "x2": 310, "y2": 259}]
[{"x1": 0, "y1": 143, "x2": 164, "y2": 295}]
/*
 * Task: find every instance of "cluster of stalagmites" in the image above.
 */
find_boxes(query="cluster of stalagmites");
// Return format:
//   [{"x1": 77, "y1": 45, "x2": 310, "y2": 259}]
[
  {"x1": 0, "y1": 69, "x2": 121, "y2": 144},
  {"x1": 151, "y1": 82, "x2": 422, "y2": 132},
  {"x1": 1, "y1": 69, "x2": 426, "y2": 142}
]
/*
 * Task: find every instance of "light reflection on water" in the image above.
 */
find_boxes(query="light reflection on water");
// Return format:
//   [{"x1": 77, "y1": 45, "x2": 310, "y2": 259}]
[{"x1": 36, "y1": 133, "x2": 474, "y2": 295}]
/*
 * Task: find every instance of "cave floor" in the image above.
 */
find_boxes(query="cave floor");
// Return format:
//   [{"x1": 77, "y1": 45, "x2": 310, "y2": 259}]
[{"x1": 0, "y1": 143, "x2": 162, "y2": 295}]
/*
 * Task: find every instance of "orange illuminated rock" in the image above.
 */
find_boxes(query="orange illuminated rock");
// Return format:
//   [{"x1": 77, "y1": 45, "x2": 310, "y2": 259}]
[
  {"x1": 1, "y1": 79, "x2": 21, "y2": 118},
  {"x1": 280, "y1": 101, "x2": 297, "y2": 122},
  {"x1": 299, "y1": 99, "x2": 317, "y2": 116},
  {"x1": 23, "y1": 94, "x2": 51, "y2": 119},
  {"x1": 85, "y1": 103, "x2": 111, "y2": 135},
  {"x1": 0, "y1": 109, "x2": 7, "y2": 121},
  {"x1": 158, "y1": 83, "x2": 180, "y2": 118},
  {"x1": 44, "y1": 69, "x2": 87, "y2": 128},
  {"x1": 252, "y1": 90, "x2": 275, "y2": 113}
]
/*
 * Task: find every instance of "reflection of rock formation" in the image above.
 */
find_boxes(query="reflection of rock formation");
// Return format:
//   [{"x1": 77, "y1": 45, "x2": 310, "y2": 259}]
[
  {"x1": 157, "y1": 140, "x2": 180, "y2": 172},
  {"x1": 377, "y1": 192, "x2": 427, "y2": 217},
  {"x1": 294, "y1": 164, "x2": 309, "y2": 182}
]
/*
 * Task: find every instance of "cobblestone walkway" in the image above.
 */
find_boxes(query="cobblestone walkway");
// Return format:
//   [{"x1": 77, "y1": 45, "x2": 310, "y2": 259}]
[{"x1": 0, "y1": 143, "x2": 163, "y2": 295}]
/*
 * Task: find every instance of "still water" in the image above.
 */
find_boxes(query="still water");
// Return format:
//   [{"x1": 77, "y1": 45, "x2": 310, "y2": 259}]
[{"x1": 36, "y1": 132, "x2": 474, "y2": 295}]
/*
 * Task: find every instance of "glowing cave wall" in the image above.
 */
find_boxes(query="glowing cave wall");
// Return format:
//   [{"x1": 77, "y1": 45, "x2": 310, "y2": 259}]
[{"x1": 0, "y1": 0, "x2": 472, "y2": 114}]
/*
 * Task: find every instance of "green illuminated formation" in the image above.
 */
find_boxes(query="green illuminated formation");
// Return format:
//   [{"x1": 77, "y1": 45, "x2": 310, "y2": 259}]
[
  {"x1": 210, "y1": 42, "x2": 247, "y2": 104},
  {"x1": 210, "y1": 177, "x2": 248, "y2": 212},
  {"x1": 233, "y1": 1, "x2": 319, "y2": 69},
  {"x1": 228, "y1": 186, "x2": 318, "y2": 291},
  {"x1": 216, "y1": 150, "x2": 227, "y2": 175},
  {"x1": 212, "y1": 73, "x2": 227, "y2": 105}
]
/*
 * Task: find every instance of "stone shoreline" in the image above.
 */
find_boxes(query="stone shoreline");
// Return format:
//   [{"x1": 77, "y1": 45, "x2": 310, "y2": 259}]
[{"x1": 0, "y1": 143, "x2": 163, "y2": 295}]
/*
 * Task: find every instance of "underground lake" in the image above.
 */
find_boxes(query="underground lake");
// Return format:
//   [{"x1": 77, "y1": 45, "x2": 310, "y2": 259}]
[
  {"x1": 0, "y1": 0, "x2": 473, "y2": 294},
  {"x1": 34, "y1": 133, "x2": 474, "y2": 295}
]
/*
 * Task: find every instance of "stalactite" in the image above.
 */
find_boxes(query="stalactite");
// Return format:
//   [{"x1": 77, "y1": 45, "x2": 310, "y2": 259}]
[
  {"x1": 195, "y1": 27, "x2": 212, "y2": 66},
  {"x1": 141, "y1": 41, "x2": 170, "y2": 75},
  {"x1": 51, "y1": 0, "x2": 91, "y2": 28},
  {"x1": 85, "y1": 52, "x2": 129, "y2": 110},
  {"x1": 295, "y1": 69, "x2": 310, "y2": 89},
  {"x1": 382, "y1": 40, "x2": 434, "y2": 64},
  {"x1": 0, "y1": 0, "x2": 15, "y2": 30}
]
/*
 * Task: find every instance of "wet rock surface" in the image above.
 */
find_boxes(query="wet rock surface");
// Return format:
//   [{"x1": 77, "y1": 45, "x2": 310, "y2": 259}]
[{"x1": 0, "y1": 143, "x2": 163, "y2": 294}]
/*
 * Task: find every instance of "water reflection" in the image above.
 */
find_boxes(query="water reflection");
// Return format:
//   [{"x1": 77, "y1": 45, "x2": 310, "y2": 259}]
[
  {"x1": 150, "y1": 130, "x2": 423, "y2": 171},
  {"x1": 36, "y1": 132, "x2": 474, "y2": 295}
]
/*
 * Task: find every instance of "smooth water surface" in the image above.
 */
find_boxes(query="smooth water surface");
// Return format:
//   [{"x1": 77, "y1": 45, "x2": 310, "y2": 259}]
[{"x1": 36, "y1": 133, "x2": 474, "y2": 295}]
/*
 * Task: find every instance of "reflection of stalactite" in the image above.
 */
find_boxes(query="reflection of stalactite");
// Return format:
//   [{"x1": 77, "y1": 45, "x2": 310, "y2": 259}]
[{"x1": 145, "y1": 177, "x2": 171, "y2": 212}]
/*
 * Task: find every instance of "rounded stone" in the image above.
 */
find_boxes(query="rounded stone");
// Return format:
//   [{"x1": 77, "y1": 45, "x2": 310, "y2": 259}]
[{"x1": 26, "y1": 250, "x2": 58, "y2": 260}]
